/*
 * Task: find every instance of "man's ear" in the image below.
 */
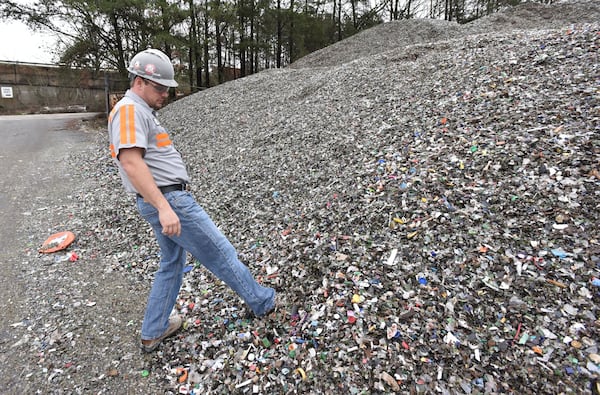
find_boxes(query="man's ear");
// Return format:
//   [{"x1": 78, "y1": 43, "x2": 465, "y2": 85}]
[{"x1": 131, "y1": 76, "x2": 144, "y2": 89}]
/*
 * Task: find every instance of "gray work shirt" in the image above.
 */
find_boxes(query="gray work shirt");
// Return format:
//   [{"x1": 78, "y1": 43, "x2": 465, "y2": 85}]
[{"x1": 108, "y1": 90, "x2": 189, "y2": 194}]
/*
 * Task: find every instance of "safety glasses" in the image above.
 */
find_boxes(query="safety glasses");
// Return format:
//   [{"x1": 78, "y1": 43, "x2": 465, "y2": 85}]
[{"x1": 143, "y1": 78, "x2": 170, "y2": 93}]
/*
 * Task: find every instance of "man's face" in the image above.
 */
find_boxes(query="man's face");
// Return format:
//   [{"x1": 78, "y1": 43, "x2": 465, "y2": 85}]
[{"x1": 139, "y1": 78, "x2": 170, "y2": 110}]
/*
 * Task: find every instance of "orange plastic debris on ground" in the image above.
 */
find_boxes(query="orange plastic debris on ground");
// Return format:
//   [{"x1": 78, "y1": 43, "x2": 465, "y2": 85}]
[{"x1": 39, "y1": 231, "x2": 75, "y2": 253}]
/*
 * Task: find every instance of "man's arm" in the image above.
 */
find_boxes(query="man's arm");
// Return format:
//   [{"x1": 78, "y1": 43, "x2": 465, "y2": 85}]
[{"x1": 118, "y1": 147, "x2": 181, "y2": 237}]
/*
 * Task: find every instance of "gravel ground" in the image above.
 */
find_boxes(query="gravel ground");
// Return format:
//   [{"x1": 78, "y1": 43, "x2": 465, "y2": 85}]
[{"x1": 2, "y1": 1, "x2": 599, "y2": 394}]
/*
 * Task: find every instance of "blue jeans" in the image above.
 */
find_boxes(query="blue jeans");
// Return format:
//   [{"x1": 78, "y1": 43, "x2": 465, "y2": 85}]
[{"x1": 136, "y1": 191, "x2": 276, "y2": 340}]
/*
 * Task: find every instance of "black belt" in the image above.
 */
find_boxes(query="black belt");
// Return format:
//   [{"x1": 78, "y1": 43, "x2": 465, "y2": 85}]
[
  {"x1": 158, "y1": 183, "x2": 189, "y2": 193},
  {"x1": 137, "y1": 183, "x2": 188, "y2": 198}
]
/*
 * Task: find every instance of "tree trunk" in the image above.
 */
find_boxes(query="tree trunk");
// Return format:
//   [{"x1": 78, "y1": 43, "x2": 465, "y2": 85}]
[
  {"x1": 337, "y1": 0, "x2": 342, "y2": 41},
  {"x1": 239, "y1": 0, "x2": 246, "y2": 77},
  {"x1": 333, "y1": 0, "x2": 337, "y2": 34},
  {"x1": 276, "y1": 0, "x2": 282, "y2": 68},
  {"x1": 216, "y1": 0, "x2": 223, "y2": 84},
  {"x1": 188, "y1": 0, "x2": 201, "y2": 90},
  {"x1": 250, "y1": 0, "x2": 255, "y2": 75},
  {"x1": 107, "y1": 12, "x2": 126, "y2": 75},
  {"x1": 288, "y1": 0, "x2": 295, "y2": 63},
  {"x1": 204, "y1": 0, "x2": 210, "y2": 88}
]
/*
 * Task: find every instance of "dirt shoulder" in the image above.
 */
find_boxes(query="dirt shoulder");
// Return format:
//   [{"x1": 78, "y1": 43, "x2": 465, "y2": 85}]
[{"x1": 0, "y1": 115, "x2": 166, "y2": 393}]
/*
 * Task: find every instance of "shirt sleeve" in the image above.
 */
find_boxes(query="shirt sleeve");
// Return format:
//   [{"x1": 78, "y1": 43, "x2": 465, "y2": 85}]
[{"x1": 108, "y1": 102, "x2": 148, "y2": 160}]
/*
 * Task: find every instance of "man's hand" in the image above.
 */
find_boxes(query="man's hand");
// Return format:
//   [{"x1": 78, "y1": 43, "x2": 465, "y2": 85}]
[
  {"x1": 119, "y1": 147, "x2": 182, "y2": 237},
  {"x1": 158, "y1": 206, "x2": 181, "y2": 237}
]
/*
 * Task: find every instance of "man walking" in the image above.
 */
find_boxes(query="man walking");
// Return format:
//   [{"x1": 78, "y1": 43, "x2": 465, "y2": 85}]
[{"x1": 108, "y1": 48, "x2": 276, "y2": 352}]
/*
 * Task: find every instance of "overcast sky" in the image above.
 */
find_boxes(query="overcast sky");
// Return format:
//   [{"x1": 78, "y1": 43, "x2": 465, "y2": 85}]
[{"x1": 0, "y1": 16, "x2": 57, "y2": 64}]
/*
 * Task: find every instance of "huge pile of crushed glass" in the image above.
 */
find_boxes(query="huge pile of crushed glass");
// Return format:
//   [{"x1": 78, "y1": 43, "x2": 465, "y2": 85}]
[{"x1": 16, "y1": 0, "x2": 599, "y2": 393}]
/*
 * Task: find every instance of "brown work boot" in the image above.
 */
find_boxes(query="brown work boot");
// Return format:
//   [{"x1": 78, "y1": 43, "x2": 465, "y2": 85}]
[
  {"x1": 140, "y1": 315, "x2": 183, "y2": 353},
  {"x1": 243, "y1": 294, "x2": 282, "y2": 320},
  {"x1": 262, "y1": 293, "x2": 287, "y2": 320}
]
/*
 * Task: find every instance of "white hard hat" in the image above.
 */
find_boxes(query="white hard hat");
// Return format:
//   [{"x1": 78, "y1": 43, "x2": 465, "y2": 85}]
[{"x1": 127, "y1": 48, "x2": 178, "y2": 88}]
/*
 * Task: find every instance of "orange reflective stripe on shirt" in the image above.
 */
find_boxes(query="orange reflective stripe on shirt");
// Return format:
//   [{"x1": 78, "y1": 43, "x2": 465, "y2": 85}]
[
  {"x1": 108, "y1": 105, "x2": 117, "y2": 123},
  {"x1": 119, "y1": 104, "x2": 136, "y2": 145},
  {"x1": 109, "y1": 143, "x2": 116, "y2": 158},
  {"x1": 156, "y1": 132, "x2": 172, "y2": 148}
]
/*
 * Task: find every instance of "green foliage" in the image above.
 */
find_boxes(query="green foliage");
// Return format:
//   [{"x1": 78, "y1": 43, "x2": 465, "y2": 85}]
[{"x1": 1, "y1": 0, "x2": 557, "y2": 90}]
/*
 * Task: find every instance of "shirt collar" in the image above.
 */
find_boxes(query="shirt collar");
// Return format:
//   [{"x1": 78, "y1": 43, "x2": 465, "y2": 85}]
[{"x1": 124, "y1": 89, "x2": 156, "y2": 115}]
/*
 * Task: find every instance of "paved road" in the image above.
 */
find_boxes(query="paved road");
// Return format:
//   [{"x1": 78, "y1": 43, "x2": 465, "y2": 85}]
[
  {"x1": 0, "y1": 113, "x2": 168, "y2": 393},
  {"x1": 0, "y1": 112, "x2": 102, "y2": 346}
]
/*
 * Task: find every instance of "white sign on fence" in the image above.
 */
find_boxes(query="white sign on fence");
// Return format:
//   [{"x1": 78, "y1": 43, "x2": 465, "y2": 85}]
[{"x1": 1, "y1": 87, "x2": 14, "y2": 98}]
